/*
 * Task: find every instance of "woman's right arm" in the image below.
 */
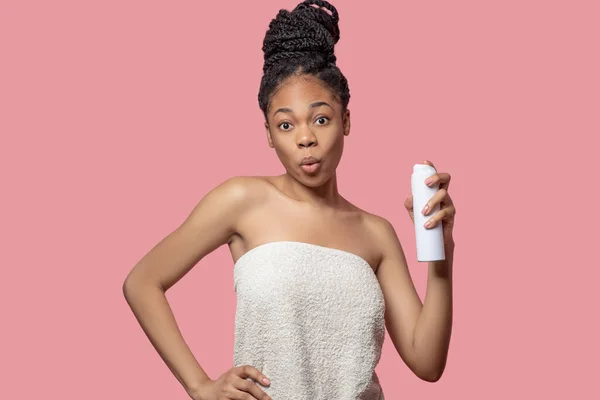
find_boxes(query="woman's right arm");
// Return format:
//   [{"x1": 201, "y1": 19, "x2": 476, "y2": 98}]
[{"x1": 122, "y1": 176, "x2": 267, "y2": 398}]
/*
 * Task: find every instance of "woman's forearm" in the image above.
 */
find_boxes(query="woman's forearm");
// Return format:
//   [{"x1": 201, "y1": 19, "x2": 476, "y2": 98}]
[
  {"x1": 412, "y1": 242, "x2": 454, "y2": 381},
  {"x1": 123, "y1": 280, "x2": 211, "y2": 394}
]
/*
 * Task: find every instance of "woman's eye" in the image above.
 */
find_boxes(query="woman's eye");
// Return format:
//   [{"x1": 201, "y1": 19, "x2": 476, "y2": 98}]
[
  {"x1": 279, "y1": 122, "x2": 291, "y2": 130},
  {"x1": 316, "y1": 117, "x2": 329, "y2": 125}
]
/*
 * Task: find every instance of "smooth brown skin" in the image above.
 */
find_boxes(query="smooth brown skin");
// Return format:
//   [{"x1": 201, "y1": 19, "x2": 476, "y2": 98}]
[{"x1": 123, "y1": 73, "x2": 456, "y2": 400}]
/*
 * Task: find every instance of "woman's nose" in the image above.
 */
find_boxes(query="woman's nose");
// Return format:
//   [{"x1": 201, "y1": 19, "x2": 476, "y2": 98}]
[{"x1": 297, "y1": 130, "x2": 318, "y2": 148}]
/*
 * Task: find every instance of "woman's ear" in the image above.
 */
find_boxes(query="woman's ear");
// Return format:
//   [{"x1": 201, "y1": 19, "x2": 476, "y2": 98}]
[
  {"x1": 265, "y1": 121, "x2": 274, "y2": 148},
  {"x1": 343, "y1": 108, "x2": 351, "y2": 136}
]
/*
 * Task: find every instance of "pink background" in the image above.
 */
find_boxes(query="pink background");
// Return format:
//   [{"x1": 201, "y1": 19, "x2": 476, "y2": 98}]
[{"x1": 1, "y1": 0, "x2": 598, "y2": 398}]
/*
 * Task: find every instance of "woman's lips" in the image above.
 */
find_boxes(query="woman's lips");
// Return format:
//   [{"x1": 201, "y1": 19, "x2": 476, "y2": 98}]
[{"x1": 300, "y1": 161, "x2": 321, "y2": 173}]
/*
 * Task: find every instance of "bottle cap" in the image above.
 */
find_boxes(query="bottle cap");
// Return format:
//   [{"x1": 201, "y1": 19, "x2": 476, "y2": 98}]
[{"x1": 413, "y1": 164, "x2": 436, "y2": 175}]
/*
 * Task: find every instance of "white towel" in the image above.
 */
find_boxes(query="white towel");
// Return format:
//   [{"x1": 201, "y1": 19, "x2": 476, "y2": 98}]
[{"x1": 233, "y1": 241, "x2": 386, "y2": 399}]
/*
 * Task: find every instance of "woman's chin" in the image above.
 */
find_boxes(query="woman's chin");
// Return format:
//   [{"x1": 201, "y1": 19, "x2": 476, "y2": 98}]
[{"x1": 296, "y1": 168, "x2": 335, "y2": 186}]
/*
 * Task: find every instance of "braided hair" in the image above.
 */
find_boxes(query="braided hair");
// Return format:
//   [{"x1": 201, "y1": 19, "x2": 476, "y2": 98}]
[{"x1": 258, "y1": 0, "x2": 350, "y2": 120}]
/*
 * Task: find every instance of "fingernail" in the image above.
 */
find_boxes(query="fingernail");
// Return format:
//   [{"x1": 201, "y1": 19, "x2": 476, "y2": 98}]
[
  {"x1": 263, "y1": 377, "x2": 270, "y2": 385},
  {"x1": 422, "y1": 205, "x2": 429, "y2": 215},
  {"x1": 425, "y1": 178, "x2": 433, "y2": 185},
  {"x1": 424, "y1": 220, "x2": 432, "y2": 228}
]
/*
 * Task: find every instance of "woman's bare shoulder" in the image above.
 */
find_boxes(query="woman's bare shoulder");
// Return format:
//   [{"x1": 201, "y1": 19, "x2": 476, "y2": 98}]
[
  {"x1": 214, "y1": 175, "x2": 274, "y2": 199},
  {"x1": 351, "y1": 206, "x2": 398, "y2": 242}
]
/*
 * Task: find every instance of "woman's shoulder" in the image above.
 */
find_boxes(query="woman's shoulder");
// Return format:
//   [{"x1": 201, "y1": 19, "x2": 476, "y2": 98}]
[
  {"x1": 213, "y1": 175, "x2": 273, "y2": 202},
  {"x1": 350, "y1": 205, "x2": 398, "y2": 243},
  {"x1": 219, "y1": 175, "x2": 271, "y2": 190},
  {"x1": 208, "y1": 175, "x2": 286, "y2": 211}
]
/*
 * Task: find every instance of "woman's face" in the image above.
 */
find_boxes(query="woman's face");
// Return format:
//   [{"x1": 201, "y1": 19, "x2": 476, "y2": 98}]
[{"x1": 265, "y1": 75, "x2": 350, "y2": 187}]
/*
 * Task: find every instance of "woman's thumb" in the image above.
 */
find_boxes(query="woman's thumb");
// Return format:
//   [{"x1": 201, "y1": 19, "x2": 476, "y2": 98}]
[{"x1": 404, "y1": 193, "x2": 413, "y2": 211}]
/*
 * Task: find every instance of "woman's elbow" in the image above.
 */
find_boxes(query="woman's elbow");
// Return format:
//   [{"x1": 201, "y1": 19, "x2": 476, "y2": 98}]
[
  {"x1": 122, "y1": 271, "x2": 161, "y2": 298},
  {"x1": 418, "y1": 366, "x2": 445, "y2": 383}
]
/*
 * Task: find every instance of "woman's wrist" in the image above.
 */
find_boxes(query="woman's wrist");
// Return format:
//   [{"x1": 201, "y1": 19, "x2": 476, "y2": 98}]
[{"x1": 186, "y1": 378, "x2": 213, "y2": 400}]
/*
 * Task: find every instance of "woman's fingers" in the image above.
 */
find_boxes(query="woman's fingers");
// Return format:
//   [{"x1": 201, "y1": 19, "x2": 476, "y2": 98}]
[
  {"x1": 425, "y1": 171, "x2": 452, "y2": 191},
  {"x1": 231, "y1": 378, "x2": 267, "y2": 400},
  {"x1": 424, "y1": 204, "x2": 456, "y2": 229},
  {"x1": 236, "y1": 365, "x2": 271, "y2": 386},
  {"x1": 421, "y1": 188, "x2": 448, "y2": 216},
  {"x1": 232, "y1": 365, "x2": 272, "y2": 400}
]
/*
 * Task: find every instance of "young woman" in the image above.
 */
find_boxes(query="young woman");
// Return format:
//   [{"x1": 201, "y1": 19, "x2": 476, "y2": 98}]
[{"x1": 123, "y1": 1, "x2": 456, "y2": 399}]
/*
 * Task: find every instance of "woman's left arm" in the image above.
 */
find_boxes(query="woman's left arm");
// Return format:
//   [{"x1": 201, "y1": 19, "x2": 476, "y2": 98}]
[
  {"x1": 411, "y1": 242, "x2": 454, "y2": 382},
  {"x1": 375, "y1": 160, "x2": 456, "y2": 382}
]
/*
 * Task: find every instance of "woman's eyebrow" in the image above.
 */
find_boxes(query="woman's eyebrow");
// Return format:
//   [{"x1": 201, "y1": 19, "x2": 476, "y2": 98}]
[
  {"x1": 272, "y1": 101, "x2": 333, "y2": 117},
  {"x1": 272, "y1": 107, "x2": 293, "y2": 117},
  {"x1": 309, "y1": 101, "x2": 333, "y2": 111}
]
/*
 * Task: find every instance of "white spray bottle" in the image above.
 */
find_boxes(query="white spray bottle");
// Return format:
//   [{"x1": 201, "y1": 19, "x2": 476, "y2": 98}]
[{"x1": 411, "y1": 163, "x2": 446, "y2": 262}]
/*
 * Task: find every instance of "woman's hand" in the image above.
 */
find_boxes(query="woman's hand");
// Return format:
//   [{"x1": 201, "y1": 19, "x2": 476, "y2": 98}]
[
  {"x1": 189, "y1": 365, "x2": 272, "y2": 400},
  {"x1": 404, "y1": 160, "x2": 456, "y2": 247}
]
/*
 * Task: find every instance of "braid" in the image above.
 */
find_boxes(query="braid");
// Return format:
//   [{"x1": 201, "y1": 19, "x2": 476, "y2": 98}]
[{"x1": 258, "y1": 0, "x2": 350, "y2": 119}]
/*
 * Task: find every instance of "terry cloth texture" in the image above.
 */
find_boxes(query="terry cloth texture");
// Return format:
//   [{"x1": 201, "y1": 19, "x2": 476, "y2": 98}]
[{"x1": 233, "y1": 241, "x2": 386, "y2": 399}]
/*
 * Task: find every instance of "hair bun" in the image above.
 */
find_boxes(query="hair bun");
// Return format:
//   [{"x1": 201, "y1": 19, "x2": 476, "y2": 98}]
[{"x1": 262, "y1": 0, "x2": 341, "y2": 73}]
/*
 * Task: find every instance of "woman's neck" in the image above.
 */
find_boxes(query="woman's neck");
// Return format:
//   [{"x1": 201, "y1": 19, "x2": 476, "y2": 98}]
[{"x1": 279, "y1": 172, "x2": 346, "y2": 210}]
